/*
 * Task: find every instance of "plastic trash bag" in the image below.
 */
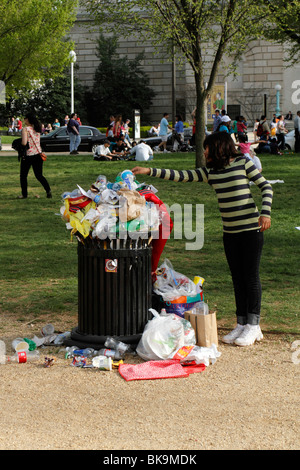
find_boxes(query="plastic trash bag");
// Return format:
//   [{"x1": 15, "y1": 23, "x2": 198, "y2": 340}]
[
  {"x1": 136, "y1": 308, "x2": 196, "y2": 361},
  {"x1": 153, "y1": 259, "x2": 198, "y2": 301}
]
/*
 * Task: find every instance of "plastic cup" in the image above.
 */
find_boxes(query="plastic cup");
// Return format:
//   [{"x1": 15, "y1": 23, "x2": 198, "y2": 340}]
[
  {"x1": 12, "y1": 338, "x2": 30, "y2": 352},
  {"x1": 92, "y1": 355, "x2": 112, "y2": 371},
  {"x1": 41, "y1": 324, "x2": 55, "y2": 336}
]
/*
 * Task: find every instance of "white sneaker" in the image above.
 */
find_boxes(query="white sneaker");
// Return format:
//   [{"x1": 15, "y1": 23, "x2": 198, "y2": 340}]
[
  {"x1": 234, "y1": 324, "x2": 263, "y2": 347},
  {"x1": 222, "y1": 324, "x2": 245, "y2": 344},
  {"x1": 153, "y1": 146, "x2": 160, "y2": 152},
  {"x1": 163, "y1": 149, "x2": 171, "y2": 153}
]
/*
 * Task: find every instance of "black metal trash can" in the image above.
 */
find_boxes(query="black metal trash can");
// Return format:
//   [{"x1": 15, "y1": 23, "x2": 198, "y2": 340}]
[{"x1": 66, "y1": 236, "x2": 152, "y2": 349}]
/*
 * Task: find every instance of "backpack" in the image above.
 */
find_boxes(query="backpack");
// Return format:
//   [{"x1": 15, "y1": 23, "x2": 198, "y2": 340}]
[{"x1": 256, "y1": 123, "x2": 264, "y2": 137}]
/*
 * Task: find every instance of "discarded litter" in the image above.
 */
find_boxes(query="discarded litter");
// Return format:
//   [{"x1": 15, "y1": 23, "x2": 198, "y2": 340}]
[
  {"x1": 136, "y1": 308, "x2": 220, "y2": 367},
  {"x1": 104, "y1": 337, "x2": 130, "y2": 355},
  {"x1": 1, "y1": 350, "x2": 40, "y2": 364},
  {"x1": 41, "y1": 324, "x2": 55, "y2": 336},
  {"x1": 152, "y1": 259, "x2": 205, "y2": 317},
  {"x1": 59, "y1": 170, "x2": 161, "y2": 242},
  {"x1": 12, "y1": 338, "x2": 29, "y2": 352}
]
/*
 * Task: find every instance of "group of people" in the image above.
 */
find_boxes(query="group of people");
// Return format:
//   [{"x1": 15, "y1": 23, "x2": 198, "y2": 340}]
[
  {"x1": 93, "y1": 113, "x2": 153, "y2": 162},
  {"x1": 211, "y1": 108, "x2": 300, "y2": 171},
  {"x1": 8, "y1": 117, "x2": 22, "y2": 134},
  {"x1": 105, "y1": 114, "x2": 131, "y2": 148},
  {"x1": 152, "y1": 112, "x2": 187, "y2": 153},
  {"x1": 94, "y1": 138, "x2": 153, "y2": 162}
]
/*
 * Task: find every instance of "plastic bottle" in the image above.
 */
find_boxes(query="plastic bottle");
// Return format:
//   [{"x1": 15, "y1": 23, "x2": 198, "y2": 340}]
[
  {"x1": 65, "y1": 347, "x2": 96, "y2": 358},
  {"x1": 53, "y1": 331, "x2": 71, "y2": 345},
  {"x1": 104, "y1": 337, "x2": 130, "y2": 355},
  {"x1": 96, "y1": 175, "x2": 107, "y2": 185},
  {"x1": 120, "y1": 170, "x2": 135, "y2": 189},
  {"x1": 190, "y1": 302, "x2": 209, "y2": 315},
  {"x1": 86, "y1": 190, "x2": 101, "y2": 204},
  {"x1": 98, "y1": 348, "x2": 122, "y2": 360},
  {"x1": 3, "y1": 350, "x2": 40, "y2": 364}
]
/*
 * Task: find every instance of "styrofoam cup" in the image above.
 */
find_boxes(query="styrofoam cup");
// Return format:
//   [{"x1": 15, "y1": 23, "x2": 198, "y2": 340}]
[{"x1": 12, "y1": 338, "x2": 29, "y2": 352}]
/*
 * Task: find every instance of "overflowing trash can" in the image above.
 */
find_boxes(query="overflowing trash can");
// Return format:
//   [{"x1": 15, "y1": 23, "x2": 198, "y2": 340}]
[{"x1": 60, "y1": 171, "x2": 172, "y2": 349}]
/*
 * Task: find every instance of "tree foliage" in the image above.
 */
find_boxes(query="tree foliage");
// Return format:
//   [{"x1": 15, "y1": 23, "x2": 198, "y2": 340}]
[
  {"x1": 85, "y1": 33, "x2": 155, "y2": 126},
  {"x1": 0, "y1": 0, "x2": 78, "y2": 96},
  {"x1": 5, "y1": 67, "x2": 87, "y2": 125},
  {"x1": 84, "y1": 0, "x2": 268, "y2": 165},
  {"x1": 263, "y1": 0, "x2": 300, "y2": 65}
]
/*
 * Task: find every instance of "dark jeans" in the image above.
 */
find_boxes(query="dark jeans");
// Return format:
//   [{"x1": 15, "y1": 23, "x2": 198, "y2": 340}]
[
  {"x1": 20, "y1": 154, "x2": 51, "y2": 198},
  {"x1": 223, "y1": 230, "x2": 264, "y2": 326},
  {"x1": 277, "y1": 133, "x2": 285, "y2": 150}
]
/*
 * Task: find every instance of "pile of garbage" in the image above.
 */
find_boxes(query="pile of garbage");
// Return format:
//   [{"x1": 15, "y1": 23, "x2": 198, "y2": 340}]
[
  {"x1": 136, "y1": 308, "x2": 220, "y2": 367},
  {"x1": 60, "y1": 171, "x2": 161, "y2": 242},
  {"x1": 152, "y1": 258, "x2": 205, "y2": 317}
]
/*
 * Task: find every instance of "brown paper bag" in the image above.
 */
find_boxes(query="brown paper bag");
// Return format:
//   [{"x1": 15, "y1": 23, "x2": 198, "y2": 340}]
[
  {"x1": 118, "y1": 189, "x2": 146, "y2": 221},
  {"x1": 184, "y1": 310, "x2": 218, "y2": 347}
]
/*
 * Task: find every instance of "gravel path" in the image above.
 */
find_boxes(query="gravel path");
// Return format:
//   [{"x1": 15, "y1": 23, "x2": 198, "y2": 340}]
[{"x1": 0, "y1": 326, "x2": 299, "y2": 451}]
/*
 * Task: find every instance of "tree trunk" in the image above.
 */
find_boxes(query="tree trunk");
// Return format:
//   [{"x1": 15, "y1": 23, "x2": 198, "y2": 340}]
[{"x1": 194, "y1": 74, "x2": 207, "y2": 168}]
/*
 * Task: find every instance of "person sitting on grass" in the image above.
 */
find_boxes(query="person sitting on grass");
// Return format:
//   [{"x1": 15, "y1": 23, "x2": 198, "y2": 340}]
[
  {"x1": 93, "y1": 140, "x2": 115, "y2": 161},
  {"x1": 235, "y1": 134, "x2": 262, "y2": 172}
]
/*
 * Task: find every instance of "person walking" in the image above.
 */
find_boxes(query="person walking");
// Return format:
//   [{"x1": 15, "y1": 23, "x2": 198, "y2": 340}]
[
  {"x1": 132, "y1": 132, "x2": 273, "y2": 347},
  {"x1": 155, "y1": 112, "x2": 172, "y2": 153},
  {"x1": 18, "y1": 113, "x2": 52, "y2": 199},
  {"x1": 276, "y1": 114, "x2": 287, "y2": 150},
  {"x1": 67, "y1": 113, "x2": 81, "y2": 154}
]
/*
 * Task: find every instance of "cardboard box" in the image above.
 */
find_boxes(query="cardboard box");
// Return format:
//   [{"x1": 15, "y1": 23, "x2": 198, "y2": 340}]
[{"x1": 184, "y1": 310, "x2": 218, "y2": 347}]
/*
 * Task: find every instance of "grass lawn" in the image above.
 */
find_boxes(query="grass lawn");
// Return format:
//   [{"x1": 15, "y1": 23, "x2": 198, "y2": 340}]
[{"x1": 0, "y1": 150, "x2": 299, "y2": 335}]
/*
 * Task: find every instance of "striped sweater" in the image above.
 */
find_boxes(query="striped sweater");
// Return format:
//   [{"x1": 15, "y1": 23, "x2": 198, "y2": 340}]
[{"x1": 149, "y1": 156, "x2": 273, "y2": 234}]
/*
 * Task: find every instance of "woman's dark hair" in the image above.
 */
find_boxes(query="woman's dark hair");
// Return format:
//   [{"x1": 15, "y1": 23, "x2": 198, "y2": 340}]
[
  {"x1": 25, "y1": 112, "x2": 42, "y2": 133},
  {"x1": 203, "y1": 132, "x2": 242, "y2": 170},
  {"x1": 238, "y1": 134, "x2": 247, "y2": 143},
  {"x1": 175, "y1": 114, "x2": 183, "y2": 121}
]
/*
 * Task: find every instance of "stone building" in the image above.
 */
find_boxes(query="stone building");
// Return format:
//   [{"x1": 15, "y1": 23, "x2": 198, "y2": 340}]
[{"x1": 70, "y1": 8, "x2": 300, "y2": 126}]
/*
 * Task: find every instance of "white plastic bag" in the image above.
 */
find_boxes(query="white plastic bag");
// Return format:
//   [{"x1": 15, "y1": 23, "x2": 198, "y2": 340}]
[
  {"x1": 136, "y1": 309, "x2": 195, "y2": 361},
  {"x1": 153, "y1": 259, "x2": 198, "y2": 301}
]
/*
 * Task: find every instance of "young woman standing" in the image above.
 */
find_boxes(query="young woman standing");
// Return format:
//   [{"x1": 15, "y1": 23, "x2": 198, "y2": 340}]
[
  {"x1": 18, "y1": 113, "x2": 52, "y2": 199},
  {"x1": 132, "y1": 132, "x2": 273, "y2": 347}
]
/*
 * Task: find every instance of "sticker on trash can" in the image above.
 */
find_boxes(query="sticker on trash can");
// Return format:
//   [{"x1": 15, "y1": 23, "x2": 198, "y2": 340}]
[{"x1": 105, "y1": 259, "x2": 118, "y2": 273}]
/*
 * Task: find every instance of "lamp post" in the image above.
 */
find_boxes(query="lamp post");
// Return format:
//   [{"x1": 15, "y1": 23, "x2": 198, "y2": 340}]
[
  {"x1": 275, "y1": 83, "x2": 281, "y2": 116},
  {"x1": 69, "y1": 50, "x2": 77, "y2": 114}
]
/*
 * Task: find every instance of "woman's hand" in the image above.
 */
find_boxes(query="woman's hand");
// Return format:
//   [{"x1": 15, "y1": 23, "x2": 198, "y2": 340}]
[
  {"x1": 132, "y1": 166, "x2": 151, "y2": 176},
  {"x1": 259, "y1": 216, "x2": 271, "y2": 232}
]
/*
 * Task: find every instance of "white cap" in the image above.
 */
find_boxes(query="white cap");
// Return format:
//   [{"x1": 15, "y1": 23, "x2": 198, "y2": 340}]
[{"x1": 221, "y1": 115, "x2": 231, "y2": 122}]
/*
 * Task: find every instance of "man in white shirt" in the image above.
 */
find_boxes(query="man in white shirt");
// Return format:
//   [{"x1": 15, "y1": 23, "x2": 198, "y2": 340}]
[
  {"x1": 93, "y1": 140, "x2": 115, "y2": 160},
  {"x1": 129, "y1": 140, "x2": 153, "y2": 161}
]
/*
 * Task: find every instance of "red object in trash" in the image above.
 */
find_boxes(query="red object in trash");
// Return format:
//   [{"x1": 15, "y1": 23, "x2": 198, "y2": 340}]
[
  {"x1": 119, "y1": 359, "x2": 206, "y2": 381},
  {"x1": 119, "y1": 360, "x2": 188, "y2": 381},
  {"x1": 138, "y1": 189, "x2": 174, "y2": 274}
]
